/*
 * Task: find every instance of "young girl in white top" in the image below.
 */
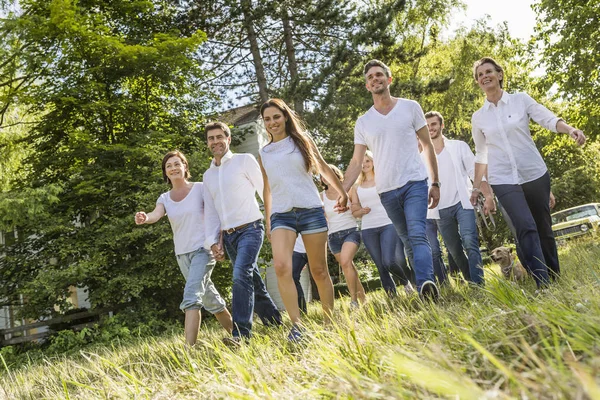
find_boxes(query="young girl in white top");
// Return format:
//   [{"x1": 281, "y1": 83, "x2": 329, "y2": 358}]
[
  {"x1": 258, "y1": 98, "x2": 348, "y2": 340},
  {"x1": 134, "y1": 150, "x2": 232, "y2": 345},
  {"x1": 350, "y1": 150, "x2": 415, "y2": 296},
  {"x1": 471, "y1": 57, "x2": 586, "y2": 288},
  {"x1": 321, "y1": 164, "x2": 366, "y2": 307}
]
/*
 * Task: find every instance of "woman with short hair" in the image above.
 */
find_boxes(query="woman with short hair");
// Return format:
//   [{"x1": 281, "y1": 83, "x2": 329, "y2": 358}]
[
  {"x1": 471, "y1": 57, "x2": 585, "y2": 288},
  {"x1": 135, "y1": 150, "x2": 232, "y2": 345}
]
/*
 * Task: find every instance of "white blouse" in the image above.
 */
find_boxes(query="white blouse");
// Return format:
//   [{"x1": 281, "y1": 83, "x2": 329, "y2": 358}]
[{"x1": 471, "y1": 91, "x2": 561, "y2": 185}]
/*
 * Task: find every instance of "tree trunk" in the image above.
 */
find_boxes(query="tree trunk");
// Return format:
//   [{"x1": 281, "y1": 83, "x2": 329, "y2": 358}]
[
  {"x1": 281, "y1": 7, "x2": 303, "y2": 114},
  {"x1": 240, "y1": 0, "x2": 269, "y2": 102}
]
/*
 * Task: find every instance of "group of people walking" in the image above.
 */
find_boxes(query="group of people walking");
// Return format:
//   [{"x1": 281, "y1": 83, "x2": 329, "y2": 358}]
[{"x1": 135, "y1": 57, "x2": 586, "y2": 345}]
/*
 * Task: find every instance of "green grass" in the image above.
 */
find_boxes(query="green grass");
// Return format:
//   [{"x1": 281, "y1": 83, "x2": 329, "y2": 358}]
[{"x1": 2, "y1": 241, "x2": 600, "y2": 399}]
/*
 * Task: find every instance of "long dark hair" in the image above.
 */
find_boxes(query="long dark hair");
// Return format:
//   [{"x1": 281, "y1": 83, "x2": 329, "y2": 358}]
[{"x1": 260, "y1": 98, "x2": 319, "y2": 173}]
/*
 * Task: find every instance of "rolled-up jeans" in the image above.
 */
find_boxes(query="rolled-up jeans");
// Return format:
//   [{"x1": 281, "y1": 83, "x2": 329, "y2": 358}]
[
  {"x1": 176, "y1": 247, "x2": 227, "y2": 313},
  {"x1": 436, "y1": 202, "x2": 484, "y2": 285},
  {"x1": 379, "y1": 179, "x2": 435, "y2": 290},
  {"x1": 223, "y1": 220, "x2": 282, "y2": 338}
]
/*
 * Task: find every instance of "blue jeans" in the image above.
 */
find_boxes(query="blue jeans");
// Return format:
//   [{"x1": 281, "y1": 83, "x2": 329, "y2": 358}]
[
  {"x1": 426, "y1": 219, "x2": 448, "y2": 285},
  {"x1": 222, "y1": 220, "x2": 282, "y2": 338},
  {"x1": 176, "y1": 247, "x2": 227, "y2": 313},
  {"x1": 292, "y1": 251, "x2": 309, "y2": 313},
  {"x1": 379, "y1": 180, "x2": 435, "y2": 289},
  {"x1": 436, "y1": 202, "x2": 484, "y2": 285},
  {"x1": 362, "y1": 224, "x2": 410, "y2": 295},
  {"x1": 492, "y1": 172, "x2": 557, "y2": 287}
]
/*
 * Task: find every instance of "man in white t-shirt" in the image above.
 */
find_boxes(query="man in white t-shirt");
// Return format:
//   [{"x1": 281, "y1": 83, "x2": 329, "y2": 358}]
[
  {"x1": 203, "y1": 121, "x2": 281, "y2": 342},
  {"x1": 343, "y1": 59, "x2": 441, "y2": 300},
  {"x1": 424, "y1": 111, "x2": 494, "y2": 285}
]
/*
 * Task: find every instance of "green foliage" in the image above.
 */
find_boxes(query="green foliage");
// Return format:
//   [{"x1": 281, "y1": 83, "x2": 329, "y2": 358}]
[
  {"x1": 533, "y1": 0, "x2": 600, "y2": 139},
  {"x1": 0, "y1": 0, "x2": 214, "y2": 319},
  {"x1": 536, "y1": 131, "x2": 600, "y2": 210}
]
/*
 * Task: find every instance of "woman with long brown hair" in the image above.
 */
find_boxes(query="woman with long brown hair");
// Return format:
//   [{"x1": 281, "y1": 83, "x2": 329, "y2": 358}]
[{"x1": 258, "y1": 98, "x2": 348, "y2": 341}]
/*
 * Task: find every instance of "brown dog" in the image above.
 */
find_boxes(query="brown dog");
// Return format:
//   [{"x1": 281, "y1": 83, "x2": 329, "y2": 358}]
[{"x1": 490, "y1": 246, "x2": 527, "y2": 281}]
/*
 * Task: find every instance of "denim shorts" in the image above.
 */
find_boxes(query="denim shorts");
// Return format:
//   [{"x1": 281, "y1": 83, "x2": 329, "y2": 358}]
[
  {"x1": 270, "y1": 207, "x2": 328, "y2": 235},
  {"x1": 176, "y1": 247, "x2": 227, "y2": 314},
  {"x1": 328, "y1": 227, "x2": 361, "y2": 254}
]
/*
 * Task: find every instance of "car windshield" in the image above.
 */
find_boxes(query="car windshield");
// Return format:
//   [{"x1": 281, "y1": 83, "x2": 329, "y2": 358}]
[{"x1": 552, "y1": 205, "x2": 599, "y2": 225}]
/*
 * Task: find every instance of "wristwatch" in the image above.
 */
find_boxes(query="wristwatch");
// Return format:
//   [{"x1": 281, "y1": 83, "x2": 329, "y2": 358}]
[{"x1": 431, "y1": 182, "x2": 441, "y2": 188}]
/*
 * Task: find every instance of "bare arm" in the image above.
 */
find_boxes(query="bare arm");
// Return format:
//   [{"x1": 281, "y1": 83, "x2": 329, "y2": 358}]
[
  {"x1": 416, "y1": 125, "x2": 439, "y2": 209},
  {"x1": 349, "y1": 185, "x2": 370, "y2": 218},
  {"x1": 135, "y1": 202, "x2": 166, "y2": 225},
  {"x1": 342, "y1": 144, "x2": 367, "y2": 193},
  {"x1": 556, "y1": 120, "x2": 586, "y2": 146},
  {"x1": 257, "y1": 156, "x2": 273, "y2": 240},
  {"x1": 309, "y1": 138, "x2": 349, "y2": 211}
]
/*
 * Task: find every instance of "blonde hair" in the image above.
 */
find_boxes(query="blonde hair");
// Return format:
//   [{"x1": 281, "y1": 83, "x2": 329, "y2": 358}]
[{"x1": 357, "y1": 150, "x2": 374, "y2": 185}]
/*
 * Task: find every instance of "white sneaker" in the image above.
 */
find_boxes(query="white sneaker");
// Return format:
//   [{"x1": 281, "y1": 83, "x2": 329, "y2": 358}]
[
  {"x1": 404, "y1": 282, "x2": 416, "y2": 296},
  {"x1": 419, "y1": 280, "x2": 439, "y2": 302}
]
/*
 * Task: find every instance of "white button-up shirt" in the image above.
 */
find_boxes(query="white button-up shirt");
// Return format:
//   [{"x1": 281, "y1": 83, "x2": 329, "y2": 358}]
[
  {"x1": 203, "y1": 151, "x2": 264, "y2": 249},
  {"x1": 422, "y1": 138, "x2": 477, "y2": 219},
  {"x1": 472, "y1": 91, "x2": 561, "y2": 185}
]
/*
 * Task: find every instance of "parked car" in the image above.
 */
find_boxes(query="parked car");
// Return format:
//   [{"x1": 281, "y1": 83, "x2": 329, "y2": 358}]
[{"x1": 552, "y1": 203, "x2": 600, "y2": 241}]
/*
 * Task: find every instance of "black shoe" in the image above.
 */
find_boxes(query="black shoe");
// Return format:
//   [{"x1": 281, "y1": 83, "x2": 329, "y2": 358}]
[{"x1": 419, "y1": 280, "x2": 439, "y2": 302}]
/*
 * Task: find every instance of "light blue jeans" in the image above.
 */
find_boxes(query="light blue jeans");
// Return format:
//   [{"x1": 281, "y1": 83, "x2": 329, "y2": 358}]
[
  {"x1": 379, "y1": 179, "x2": 435, "y2": 290},
  {"x1": 436, "y1": 202, "x2": 484, "y2": 285},
  {"x1": 176, "y1": 247, "x2": 227, "y2": 313}
]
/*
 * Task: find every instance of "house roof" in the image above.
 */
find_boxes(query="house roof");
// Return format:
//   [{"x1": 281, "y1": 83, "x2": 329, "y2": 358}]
[{"x1": 219, "y1": 103, "x2": 260, "y2": 127}]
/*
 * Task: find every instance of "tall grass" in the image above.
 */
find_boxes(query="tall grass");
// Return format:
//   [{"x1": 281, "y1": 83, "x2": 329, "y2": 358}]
[{"x1": 1, "y1": 241, "x2": 599, "y2": 399}]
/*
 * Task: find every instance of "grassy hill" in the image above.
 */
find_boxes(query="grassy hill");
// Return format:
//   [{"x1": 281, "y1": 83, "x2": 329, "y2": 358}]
[{"x1": 2, "y1": 241, "x2": 599, "y2": 399}]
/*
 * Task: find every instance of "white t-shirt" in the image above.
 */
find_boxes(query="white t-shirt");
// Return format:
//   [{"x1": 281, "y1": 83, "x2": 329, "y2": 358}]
[
  {"x1": 157, "y1": 182, "x2": 205, "y2": 255},
  {"x1": 436, "y1": 149, "x2": 460, "y2": 210},
  {"x1": 354, "y1": 98, "x2": 428, "y2": 194},
  {"x1": 356, "y1": 185, "x2": 393, "y2": 229},
  {"x1": 260, "y1": 136, "x2": 323, "y2": 215},
  {"x1": 322, "y1": 191, "x2": 357, "y2": 233}
]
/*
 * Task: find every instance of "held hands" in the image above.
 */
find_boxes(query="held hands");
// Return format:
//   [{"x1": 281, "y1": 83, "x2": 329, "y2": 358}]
[
  {"x1": 428, "y1": 186, "x2": 440, "y2": 209},
  {"x1": 334, "y1": 193, "x2": 350, "y2": 213},
  {"x1": 134, "y1": 211, "x2": 147, "y2": 225},
  {"x1": 211, "y1": 243, "x2": 226, "y2": 261},
  {"x1": 569, "y1": 129, "x2": 586, "y2": 146}
]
